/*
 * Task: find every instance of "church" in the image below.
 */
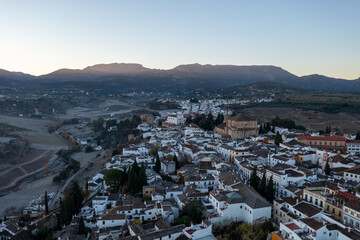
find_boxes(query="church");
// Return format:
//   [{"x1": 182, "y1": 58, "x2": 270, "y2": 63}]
[{"x1": 215, "y1": 113, "x2": 258, "y2": 140}]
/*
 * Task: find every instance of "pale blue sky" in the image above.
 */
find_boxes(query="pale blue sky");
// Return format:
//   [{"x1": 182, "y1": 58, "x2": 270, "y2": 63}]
[{"x1": 0, "y1": 1, "x2": 359, "y2": 79}]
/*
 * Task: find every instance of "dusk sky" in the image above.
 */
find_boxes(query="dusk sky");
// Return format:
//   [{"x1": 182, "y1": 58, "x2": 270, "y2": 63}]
[{"x1": 0, "y1": 1, "x2": 359, "y2": 79}]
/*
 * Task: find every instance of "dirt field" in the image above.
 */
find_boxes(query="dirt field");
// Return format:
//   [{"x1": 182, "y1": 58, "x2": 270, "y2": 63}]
[
  {"x1": 22, "y1": 155, "x2": 51, "y2": 173},
  {"x1": 243, "y1": 107, "x2": 360, "y2": 133},
  {"x1": 17, "y1": 149, "x2": 45, "y2": 164},
  {"x1": 0, "y1": 168, "x2": 25, "y2": 188}
]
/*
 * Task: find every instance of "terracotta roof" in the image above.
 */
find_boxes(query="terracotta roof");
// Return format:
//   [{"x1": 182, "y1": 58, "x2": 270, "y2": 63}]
[
  {"x1": 285, "y1": 222, "x2": 301, "y2": 231},
  {"x1": 301, "y1": 218, "x2": 324, "y2": 230},
  {"x1": 344, "y1": 199, "x2": 360, "y2": 212}
]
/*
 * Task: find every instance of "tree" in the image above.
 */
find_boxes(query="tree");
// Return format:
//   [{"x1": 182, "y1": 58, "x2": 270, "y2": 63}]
[
  {"x1": 324, "y1": 159, "x2": 331, "y2": 175},
  {"x1": 92, "y1": 117, "x2": 104, "y2": 132},
  {"x1": 155, "y1": 155, "x2": 161, "y2": 173},
  {"x1": 78, "y1": 216, "x2": 86, "y2": 235},
  {"x1": 127, "y1": 169, "x2": 137, "y2": 194},
  {"x1": 149, "y1": 145, "x2": 160, "y2": 156},
  {"x1": 326, "y1": 126, "x2": 331, "y2": 134},
  {"x1": 45, "y1": 191, "x2": 49, "y2": 214},
  {"x1": 173, "y1": 154, "x2": 179, "y2": 170},
  {"x1": 132, "y1": 160, "x2": 140, "y2": 175},
  {"x1": 104, "y1": 169, "x2": 125, "y2": 192},
  {"x1": 185, "y1": 117, "x2": 192, "y2": 125},
  {"x1": 138, "y1": 163, "x2": 148, "y2": 189},
  {"x1": 70, "y1": 181, "x2": 84, "y2": 215},
  {"x1": 259, "y1": 124, "x2": 264, "y2": 134},
  {"x1": 215, "y1": 113, "x2": 224, "y2": 126},
  {"x1": 181, "y1": 200, "x2": 205, "y2": 224},
  {"x1": 275, "y1": 131, "x2": 283, "y2": 146},
  {"x1": 258, "y1": 173, "x2": 267, "y2": 196},
  {"x1": 249, "y1": 166, "x2": 260, "y2": 191},
  {"x1": 356, "y1": 130, "x2": 360, "y2": 140},
  {"x1": 265, "y1": 176, "x2": 274, "y2": 202}
]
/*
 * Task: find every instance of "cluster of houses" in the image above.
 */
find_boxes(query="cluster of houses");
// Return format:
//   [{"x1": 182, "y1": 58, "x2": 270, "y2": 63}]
[{"x1": 4, "y1": 109, "x2": 360, "y2": 240}]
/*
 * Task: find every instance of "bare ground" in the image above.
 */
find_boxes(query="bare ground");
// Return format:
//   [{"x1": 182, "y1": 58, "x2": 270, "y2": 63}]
[{"x1": 243, "y1": 107, "x2": 360, "y2": 133}]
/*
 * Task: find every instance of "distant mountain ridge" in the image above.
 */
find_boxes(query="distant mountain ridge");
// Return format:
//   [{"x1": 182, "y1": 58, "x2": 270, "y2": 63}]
[{"x1": 0, "y1": 63, "x2": 359, "y2": 91}]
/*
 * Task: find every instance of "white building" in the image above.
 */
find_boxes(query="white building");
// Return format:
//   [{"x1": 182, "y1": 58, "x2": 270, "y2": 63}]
[
  {"x1": 347, "y1": 140, "x2": 360, "y2": 155},
  {"x1": 208, "y1": 184, "x2": 271, "y2": 225}
]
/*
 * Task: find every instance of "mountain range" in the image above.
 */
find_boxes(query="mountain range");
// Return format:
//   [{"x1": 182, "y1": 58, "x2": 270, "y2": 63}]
[{"x1": 0, "y1": 63, "x2": 359, "y2": 92}]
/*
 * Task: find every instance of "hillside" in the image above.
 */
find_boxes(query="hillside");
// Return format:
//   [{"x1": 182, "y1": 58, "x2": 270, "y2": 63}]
[{"x1": 0, "y1": 63, "x2": 359, "y2": 92}]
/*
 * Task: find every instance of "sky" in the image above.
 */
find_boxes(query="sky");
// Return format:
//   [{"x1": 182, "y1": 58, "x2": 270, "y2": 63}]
[{"x1": 0, "y1": 1, "x2": 359, "y2": 79}]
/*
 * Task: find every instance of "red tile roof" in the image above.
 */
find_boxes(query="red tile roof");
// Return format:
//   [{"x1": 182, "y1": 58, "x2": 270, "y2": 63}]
[
  {"x1": 338, "y1": 191, "x2": 358, "y2": 200},
  {"x1": 285, "y1": 223, "x2": 301, "y2": 231}
]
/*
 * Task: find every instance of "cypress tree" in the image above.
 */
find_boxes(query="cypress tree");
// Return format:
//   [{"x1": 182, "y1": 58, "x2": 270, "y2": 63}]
[
  {"x1": 250, "y1": 166, "x2": 260, "y2": 191},
  {"x1": 70, "y1": 181, "x2": 84, "y2": 214},
  {"x1": 356, "y1": 130, "x2": 360, "y2": 140},
  {"x1": 45, "y1": 191, "x2": 49, "y2": 214},
  {"x1": 78, "y1": 216, "x2": 86, "y2": 235},
  {"x1": 155, "y1": 155, "x2": 161, "y2": 173},
  {"x1": 207, "y1": 113, "x2": 215, "y2": 131},
  {"x1": 173, "y1": 154, "x2": 179, "y2": 170},
  {"x1": 258, "y1": 173, "x2": 267, "y2": 196},
  {"x1": 138, "y1": 163, "x2": 148, "y2": 189},
  {"x1": 127, "y1": 169, "x2": 137, "y2": 194},
  {"x1": 132, "y1": 160, "x2": 140, "y2": 175},
  {"x1": 275, "y1": 131, "x2": 283, "y2": 146},
  {"x1": 265, "y1": 176, "x2": 274, "y2": 202},
  {"x1": 259, "y1": 124, "x2": 264, "y2": 134},
  {"x1": 324, "y1": 159, "x2": 331, "y2": 175}
]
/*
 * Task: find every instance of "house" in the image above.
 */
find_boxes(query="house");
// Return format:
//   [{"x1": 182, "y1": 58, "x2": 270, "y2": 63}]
[
  {"x1": 181, "y1": 220, "x2": 216, "y2": 240},
  {"x1": 161, "y1": 160, "x2": 176, "y2": 175},
  {"x1": 93, "y1": 196, "x2": 109, "y2": 215},
  {"x1": 96, "y1": 207, "x2": 127, "y2": 228},
  {"x1": 128, "y1": 219, "x2": 185, "y2": 240},
  {"x1": 209, "y1": 183, "x2": 271, "y2": 225},
  {"x1": 343, "y1": 165, "x2": 360, "y2": 182},
  {"x1": 297, "y1": 135, "x2": 346, "y2": 150},
  {"x1": 0, "y1": 221, "x2": 24, "y2": 239},
  {"x1": 343, "y1": 199, "x2": 360, "y2": 230},
  {"x1": 347, "y1": 140, "x2": 360, "y2": 155},
  {"x1": 278, "y1": 215, "x2": 359, "y2": 240}
]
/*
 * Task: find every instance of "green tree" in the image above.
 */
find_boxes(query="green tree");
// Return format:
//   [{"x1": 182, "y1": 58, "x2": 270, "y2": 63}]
[
  {"x1": 78, "y1": 216, "x2": 86, "y2": 235},
  {"x1": 249, "y1": 166, "x2": 260, "y2": 191},
  {"x1": 324, "y1": 159, "x2": 331, "y2": 175},
  {"x1": 356, "y1": 130, "x2": 360, "y2": 140},
  {"x1": 258, "y1": 173, "x2": 267, "y2": 197},
  {"x1": 181, "y1": 200, "x2": 204, "y2": 224},
  {"x1": 127, "y1": 169, "x2": 137, "y2": 194},
  {"x1": 155, "y1": 155, "x2": 161, "y2": 173},
  {"x1": 92, "y1": 117, "x2": 104, "y2": 132},
  {"x1": 104, "y1": 169, "x2": 125, "y2": 192},
  {"x1": 215, "y1": 113, "x2": 224, "y2": 126},
  {"x1": 132, "y1": 160, "x2": 140, "y2": 175},
  {"x1": 173, "y1": 154, "x2": 179, "y2": 170},
  {"x1": 275, "y1": 131, "x2": 283, "y2": 146},
  {"x1": 185, "y1": 117, "x2": 192, "y2": 125},
  {"x1": 259, "y1": 124, "x2": 264, "y2": 134},
  {"x1": 149, "y1": 145, "x2": 160, "y2": 156},
  {"x1": 265, "y1": 176, "x2": 274, "y2": 202},
  {"x1": 70, "y1": 181, "x2": 84, "y2": 214},
  {"x1": 45, "y1": 191, "x2": 49, "y2": 214},
  {"x1": 138, "y1": 163, "x2": 148, "y2": 189}
]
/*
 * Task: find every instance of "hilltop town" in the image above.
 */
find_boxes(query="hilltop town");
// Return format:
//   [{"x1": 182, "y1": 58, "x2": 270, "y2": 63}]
[{"x1": 1, "y1": 97, "x2": 360, "y2": 240}]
